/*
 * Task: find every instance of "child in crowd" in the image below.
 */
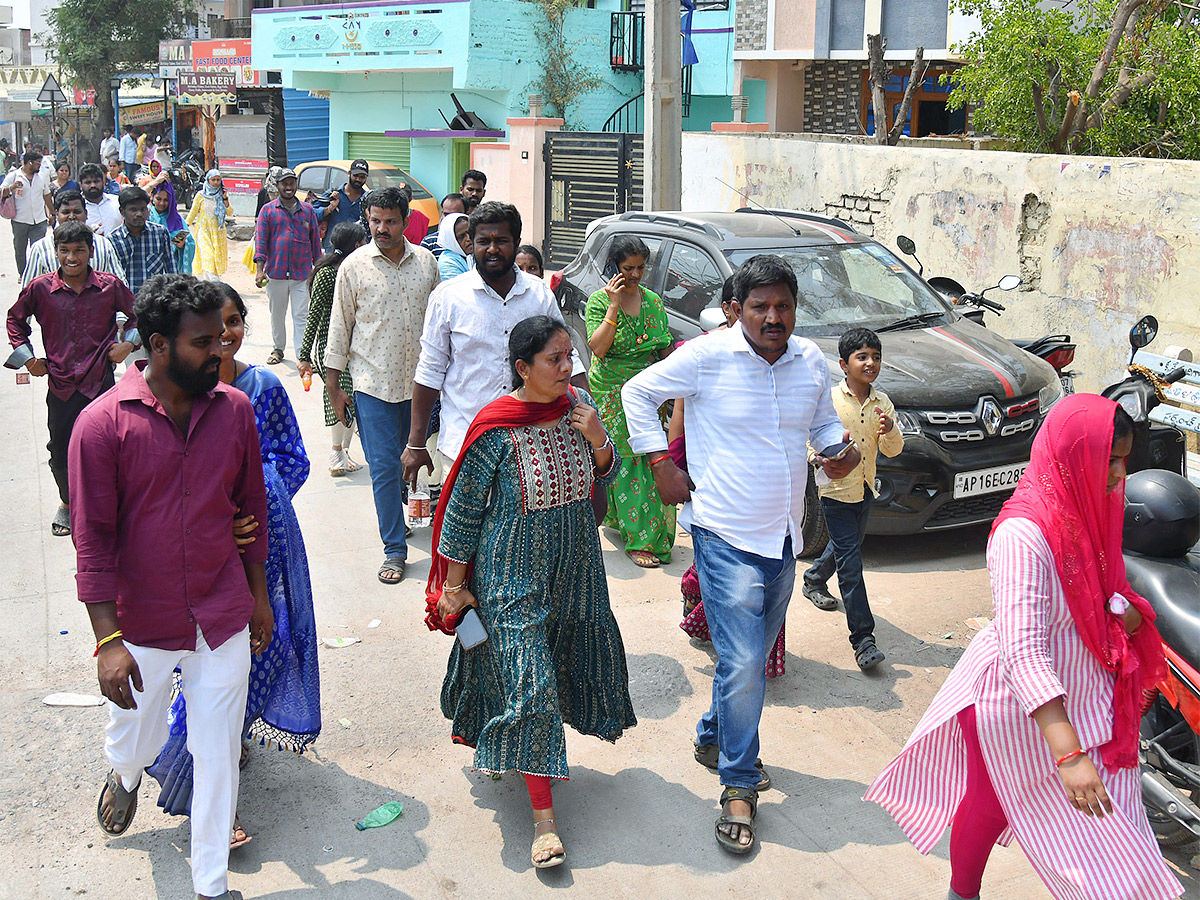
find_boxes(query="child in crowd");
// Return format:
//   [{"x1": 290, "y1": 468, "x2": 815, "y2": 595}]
[{"x1": 803, "y1": 326, "x2": 903, "y2": 671}]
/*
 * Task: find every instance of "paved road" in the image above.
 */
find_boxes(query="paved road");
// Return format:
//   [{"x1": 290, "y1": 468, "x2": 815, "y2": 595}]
[{"x1": 1, "y1": 235, "x2": 1195, "y2": 899}]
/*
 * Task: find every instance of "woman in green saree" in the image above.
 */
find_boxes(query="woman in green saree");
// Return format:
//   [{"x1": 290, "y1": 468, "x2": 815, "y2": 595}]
[{"x1": 585, "y1": 235, "x2": 676, "y2": 567}]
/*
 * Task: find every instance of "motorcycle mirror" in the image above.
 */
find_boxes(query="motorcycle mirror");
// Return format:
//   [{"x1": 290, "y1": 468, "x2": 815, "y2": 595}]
[
  {"x1": 997, "y1": 274, "x2": 1022, "y2": 291},
  {"x1": 896, "y1": 235, "x2": 917, "y2": 256},
  {"x1": 699, "y1": 307, "x2": 727, "y2": 333},
  {"x1": 1129, "y1": 315, "x2": 1159, "y2": 352}
]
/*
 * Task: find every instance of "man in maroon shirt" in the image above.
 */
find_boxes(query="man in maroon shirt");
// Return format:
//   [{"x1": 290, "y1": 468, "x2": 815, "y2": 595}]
[
  {"x1": 5, "y1": 220, "x2": 137, "y2": 536},
  {"x1": 68, "y1": 274, "x2": 272, "y2": 900}
]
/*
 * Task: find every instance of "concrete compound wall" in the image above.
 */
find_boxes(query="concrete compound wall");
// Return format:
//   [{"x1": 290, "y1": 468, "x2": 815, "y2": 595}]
[{"x1": 680, "y1": 132, "x2": 1200, "y2": 391}]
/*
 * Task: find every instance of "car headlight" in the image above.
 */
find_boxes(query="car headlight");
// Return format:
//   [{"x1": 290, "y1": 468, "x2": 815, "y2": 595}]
[
  {"x1": 1038, "y1": 378, "x2": 1064, "y2": 413},
  {"x1": 897, "y1": 410, "x2": 924, "y2": 436}
]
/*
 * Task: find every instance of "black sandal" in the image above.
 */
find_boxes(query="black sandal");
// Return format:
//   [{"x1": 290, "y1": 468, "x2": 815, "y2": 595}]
[
  {"x1": 51, "y1": 505, "x2": 71, "y2": 537},
  {"x1": 854, "y1": 638, "x2": 885, "y2": 671},
  {"x1": 96, "y1": 770, "x2": 138, "y2": 835},
  {"x1": 715, "y1": 786, "x2": 757, "y2": 855},
  {"x1": 694, "y1": 741, "x2": 771, "y2": 790}
]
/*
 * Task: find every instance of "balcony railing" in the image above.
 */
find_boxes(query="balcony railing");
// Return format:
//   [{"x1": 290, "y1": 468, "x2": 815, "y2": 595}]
[
  {"x1": 611, "y1": 11, "x2": 644, "y2": 71},
  {"x1": 213, "y1": 17, "x2": 252, "y2": 39}
]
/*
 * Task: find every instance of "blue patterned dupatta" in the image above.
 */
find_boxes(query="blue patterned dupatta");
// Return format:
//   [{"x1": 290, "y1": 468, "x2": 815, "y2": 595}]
[{"x1": 148, "y1": 364, "x2": 322, "y2": 816}]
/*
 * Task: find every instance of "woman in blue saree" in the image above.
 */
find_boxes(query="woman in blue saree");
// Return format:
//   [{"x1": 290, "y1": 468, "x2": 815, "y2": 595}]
[
  {"x1": 148, "y1": 180, "x2": 196, "y2": 275},
  {"x1": 147, "y1": 283, "x2": 321, "y2": 848}
]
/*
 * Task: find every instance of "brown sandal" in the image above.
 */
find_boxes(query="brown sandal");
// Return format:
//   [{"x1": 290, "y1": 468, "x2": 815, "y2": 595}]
[{"x1": 627, "y1": 550, "x2": 660, "y2": 568}]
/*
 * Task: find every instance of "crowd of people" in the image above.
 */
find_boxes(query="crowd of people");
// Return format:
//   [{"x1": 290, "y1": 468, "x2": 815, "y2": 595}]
[{"x1": 4, "y1": 154, "x2": 1187, "y2": 900}]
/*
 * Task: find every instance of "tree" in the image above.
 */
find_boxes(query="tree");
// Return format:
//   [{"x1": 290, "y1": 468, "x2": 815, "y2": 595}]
[
  {"x1": 42, "y1": 0, "x2": 197, "y2": 154},
  {"x1": 867, "y1": 34, "x2": 929, "y2": 145},
  {"x1": 521, "y1": 0, "x2": 603, "y2": 127},
  {"x1": 946, "y1": 0, "x2": 1200, "y2": 157}
]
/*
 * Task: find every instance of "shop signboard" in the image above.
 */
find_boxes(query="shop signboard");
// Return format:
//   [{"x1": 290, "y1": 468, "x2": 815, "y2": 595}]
[
  {"x1": 121, "y1": 101, "x2": 167, "y2": 127},
  {"x1": 72, "y1": 87, "x2": 97, "y2": 107},
  {"x1": 192, "y1": 39, "x2": 260, "y2": 87},
  {"x1": 159, "y1": 40, "x2": 193, "y2": 79},
  {"x1": 177, "y1": 71, "x2": 237, "y2": 107}
]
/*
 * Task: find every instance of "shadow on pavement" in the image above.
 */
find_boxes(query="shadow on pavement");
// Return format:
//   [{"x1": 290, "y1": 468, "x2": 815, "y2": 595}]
[
  {"x1": 108, "y1": 755, "x2": 429, "y2": 898},
  {"x1": 858, "y1": 522, "x2": 992, "y2": 575},
  {"x1": 625, "y1": 652, "x2": 694, "y2": 720}
]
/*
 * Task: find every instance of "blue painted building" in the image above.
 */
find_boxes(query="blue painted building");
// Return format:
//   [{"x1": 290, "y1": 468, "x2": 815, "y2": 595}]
[{"x1": 250, "y1": 0, "x2": 751, "y2": 200}]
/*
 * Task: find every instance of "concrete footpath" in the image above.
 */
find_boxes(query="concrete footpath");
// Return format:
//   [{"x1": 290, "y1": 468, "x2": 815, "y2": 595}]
[{"x1": 1, "y1": 234, "x2": 1196, "y2": 900}]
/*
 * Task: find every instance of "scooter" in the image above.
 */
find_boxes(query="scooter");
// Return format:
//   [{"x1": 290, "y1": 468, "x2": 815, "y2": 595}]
[
  {"x1": 895, "y1": 236, "x2": 1078, "y2": 393},
  {"x1": 1105, "y1": 317, "x2": 1200, "y2": 846}
]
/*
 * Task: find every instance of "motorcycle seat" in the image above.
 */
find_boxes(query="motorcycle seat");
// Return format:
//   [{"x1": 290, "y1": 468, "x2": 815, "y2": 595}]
[{"x1": 1124, "y1": 549, "x2": 1200, "y2": 674}]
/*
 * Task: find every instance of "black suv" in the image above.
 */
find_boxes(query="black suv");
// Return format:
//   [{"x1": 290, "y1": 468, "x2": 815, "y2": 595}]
[{"x1": 552, "y1": 209, "x2": 1064, "y2": 553}]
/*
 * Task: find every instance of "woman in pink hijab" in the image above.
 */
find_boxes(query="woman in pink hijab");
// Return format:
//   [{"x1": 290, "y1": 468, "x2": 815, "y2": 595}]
[{"x1": 867, "y1": 394, "x2": 1179, "y2": 900}]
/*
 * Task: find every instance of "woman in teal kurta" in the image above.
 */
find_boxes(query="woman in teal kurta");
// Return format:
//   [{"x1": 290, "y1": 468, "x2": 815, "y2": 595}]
[
  {"x1": 585, "y1": 235, "x2": 676, "y2": 567},
  {"x1": 430, "y1": 316, "x2": 636, "y2": 870}
]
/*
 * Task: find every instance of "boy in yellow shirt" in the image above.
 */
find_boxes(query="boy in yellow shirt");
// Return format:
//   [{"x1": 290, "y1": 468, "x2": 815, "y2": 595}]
[{"x1": 803, "y1": 327, "x2": 903, "y2": 671}]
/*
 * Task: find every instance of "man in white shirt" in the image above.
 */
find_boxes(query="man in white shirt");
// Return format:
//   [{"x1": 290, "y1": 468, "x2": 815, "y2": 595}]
[
  {"x1": 402, "y1": 201, "x2": 585, "y2": 479},
  {"x1": 99, "y1": 128, "x2": 119, "y2": 164},
  {"x1": 22, "y1": 189, "x2": 127, "y2": 287},
  {"x1": 118, "y1": 125, "x2": 140, "y2": 181},
  {"x1": 1, "y1": 149, "x2": 54, "y2": 277},
  {"x1": 79, "y1": 163, "x2": 123, "y2": 237},
  {"x1": 324, "y1": 187, "x2": 440, "y2": 585},
  {"x1": 622, "y1": 254, "x2": 861, "y2": 855}
]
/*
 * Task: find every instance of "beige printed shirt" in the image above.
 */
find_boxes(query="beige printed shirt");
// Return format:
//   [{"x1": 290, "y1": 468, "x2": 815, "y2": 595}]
[
  {"x1": 324, "y1": 238, "x2": 440, "y2": 403},
  {"x1": 808, "y1": 379, "x2": 904, "y2": 503}
]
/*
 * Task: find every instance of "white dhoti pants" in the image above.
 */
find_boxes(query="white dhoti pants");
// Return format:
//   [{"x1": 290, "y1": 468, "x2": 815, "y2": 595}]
[{"x1": 105, "y1": 626, "x2": 250, "y2": 897}]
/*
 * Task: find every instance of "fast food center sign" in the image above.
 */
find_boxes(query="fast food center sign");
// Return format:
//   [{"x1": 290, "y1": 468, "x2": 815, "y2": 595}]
[{"x1": 191, "y1": 39, "x2": 260, "y2": 87}]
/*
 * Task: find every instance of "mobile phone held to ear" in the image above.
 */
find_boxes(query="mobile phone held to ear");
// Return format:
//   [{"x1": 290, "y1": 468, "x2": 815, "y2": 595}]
[
  {"x1": 602, "y1": 259, "x2": 618, "y2": 279},
  {"x1": 819, "y1": 440, "x2": 854, "y2": 461},
  {"x1": 456, "y1": 607, "x2": 488, "y2": 649}
]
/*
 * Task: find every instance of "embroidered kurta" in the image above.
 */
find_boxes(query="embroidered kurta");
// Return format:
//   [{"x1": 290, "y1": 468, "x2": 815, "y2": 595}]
[
  {"x1": 187, "y1": 194, "x2": 228, "y2": 277},
  {"x1": 299, "y1": 265, "x2": 354, "y2": 427},
  {"x1": 438, "y1": 391, "x2": 636, "y2": 778},
  {"x1": 865, "y1": 518, "x2": 1182, "y2": 900},
  {"x1": 148, "y1": 365, "x2": 322, "y2": 815},
  {"x1": 585, "y1": 286, "x2": 676, "y2": 560}
]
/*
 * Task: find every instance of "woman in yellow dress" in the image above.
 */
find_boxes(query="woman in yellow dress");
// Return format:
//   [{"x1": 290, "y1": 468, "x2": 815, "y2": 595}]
[{"x1": 187, "y1": 169, "x2": 229, "y2": 279}]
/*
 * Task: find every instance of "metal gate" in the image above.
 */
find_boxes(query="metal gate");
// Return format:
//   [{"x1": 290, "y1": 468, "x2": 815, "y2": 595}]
[{"x1": 543, "y1": 132, "x2": 643, "y2": 270}]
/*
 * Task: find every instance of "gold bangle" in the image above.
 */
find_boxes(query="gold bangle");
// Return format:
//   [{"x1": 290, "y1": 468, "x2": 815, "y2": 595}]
[
  {"x1": 94, "y1": 630, "x2": 123, "y2": 656},
  {"x1": 603, "y1": 317, "x2": 618, "y2": 327},
  {"x1": 443, "y1": 581, "x2": 467, "y2": 594}
]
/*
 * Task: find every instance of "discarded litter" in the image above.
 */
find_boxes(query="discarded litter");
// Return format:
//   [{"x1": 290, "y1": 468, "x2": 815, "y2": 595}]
[
  {"x1": 924, "y1": 668, "x2": 933, "y2": 674},
  {"x1": 355, "y1": 801, "x2": 403, "y2": 830},
  {"x1": 322, "y1": 845, "x2": 334, "y2": 853},
  {"x1": 59, "y1": 630, "x2": 68, "y2": 635},
  {"x1": 916, "y1": 645, "x2": 930, "y2": 653},
  {"x1": 338, "y1": 718, "x2": 352, "y2": 729},
  {"x1": 43, "y1": 693, "x2": 104, "y2": 707},
  {"x1": 367, "y1": 619, "x2": 381, "y2": 629},
  {"x1": 941, "y1": 632, "x2": 954, "y2": 640},
  {"x1": 322, "y1": 636, "x2": 361, "y2": 648},
  {"x1": 966, "y1": 616, "x2": 991, "y2": 630}
]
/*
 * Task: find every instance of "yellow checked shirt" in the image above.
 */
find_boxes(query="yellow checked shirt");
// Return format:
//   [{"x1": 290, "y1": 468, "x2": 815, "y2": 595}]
[{"x1": 808, "y1": 380, "x2": 904, "y2": 503}]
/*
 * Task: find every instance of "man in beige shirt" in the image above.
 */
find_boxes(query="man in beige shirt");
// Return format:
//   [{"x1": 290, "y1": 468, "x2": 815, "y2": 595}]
[
  {"x1": 803, "y1": 326, "x2": 903, "y2": 671},
  {"x1": 324, "y1": 186, "x2": 440, "y2": 584}
]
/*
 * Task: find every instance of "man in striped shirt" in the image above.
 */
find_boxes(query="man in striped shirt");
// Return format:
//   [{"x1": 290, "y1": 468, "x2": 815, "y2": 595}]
[
  {"x1": 22, "y1": 190, "x2": 127, "y2": 287},
  {"x1": 623, "y1": 254, "x2": 860, "y2": 855}
]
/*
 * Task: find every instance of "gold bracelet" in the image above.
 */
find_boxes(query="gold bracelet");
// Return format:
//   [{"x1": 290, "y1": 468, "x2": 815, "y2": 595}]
[
  {"x1": 603, "y1": 317, "x2": 618, "y2": 327},
  {"x1": 94, "y1": 630, "x2": 123, "y2": 656},
  {"x1": 443, "y1": 581, "x2": 467, "y2": 594}
]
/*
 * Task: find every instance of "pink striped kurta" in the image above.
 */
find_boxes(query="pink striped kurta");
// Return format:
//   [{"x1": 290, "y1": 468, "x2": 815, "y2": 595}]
[{"x1": 866, "y1": 518, "x2": 1182, "y2": 900}]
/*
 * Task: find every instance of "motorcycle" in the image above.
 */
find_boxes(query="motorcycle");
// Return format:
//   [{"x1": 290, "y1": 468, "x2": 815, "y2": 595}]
[
  {"x1": 170, "y1": 147, "x2": 207, "y2": 210},
  {"x1": 895, "y1": 235, "x2": 1078, "y2": 394},
  {"x1": 1107, "y1": 316, "x2": 1200, "y2": 847}
]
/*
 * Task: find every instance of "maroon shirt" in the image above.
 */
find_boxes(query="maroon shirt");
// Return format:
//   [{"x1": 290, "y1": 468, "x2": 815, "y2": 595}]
[
  {"x1": 6, "y1": 268, "x2": 136, "y2": 401},
  {"x1": 68, "y1": 361, "x2": 269, "y2": 651}
]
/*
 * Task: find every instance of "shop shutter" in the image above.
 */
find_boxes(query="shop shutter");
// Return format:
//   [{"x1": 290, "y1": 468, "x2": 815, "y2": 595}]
[{"x1": 345, "y1": 133, "x2": 411, "y2": 170}]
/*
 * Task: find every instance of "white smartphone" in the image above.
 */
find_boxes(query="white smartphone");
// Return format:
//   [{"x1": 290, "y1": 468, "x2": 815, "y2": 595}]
[{"x1": 456, "y1": 607, "x2": 488, "y2": 649}]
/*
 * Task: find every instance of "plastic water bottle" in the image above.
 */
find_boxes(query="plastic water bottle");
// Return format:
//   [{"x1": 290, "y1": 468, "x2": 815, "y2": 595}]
[{"x1": 408, "y1": 467, "x2": 432, "y2": 528}]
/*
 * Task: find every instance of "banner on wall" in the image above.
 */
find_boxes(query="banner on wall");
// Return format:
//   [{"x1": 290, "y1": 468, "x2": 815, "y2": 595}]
[
  {"x1": 177, "y1": 71, "x2": 237, "y2": 106},
  {"x1": 192, "y1": 39, "x2": 260, "y2": 87},
  {"x1": 159, "y1": 40, "x2": 193, "y2": 79}
]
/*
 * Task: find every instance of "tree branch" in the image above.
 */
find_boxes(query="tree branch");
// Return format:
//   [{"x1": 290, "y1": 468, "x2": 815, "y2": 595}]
[
  {"x1": 867, "y1": 33, "x2": 889, "y2": 145},
  {"x1": 1066, "y1": 0, "x2": 1148, "y2": 142},
  {"x1": 1033, "y1": 83, "x2": 1050, "y2": 137},
  {"x1": 888, "y1": 48, "x2": 929, "y2": 144}
]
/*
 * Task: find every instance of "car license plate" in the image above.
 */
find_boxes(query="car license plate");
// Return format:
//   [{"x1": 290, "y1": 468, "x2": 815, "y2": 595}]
[{"x1": 953, "y1": 462, "x2": 1028, "y2": 499}]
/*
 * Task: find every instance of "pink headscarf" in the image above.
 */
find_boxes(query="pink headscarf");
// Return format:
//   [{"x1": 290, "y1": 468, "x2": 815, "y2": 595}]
[{"x1": 992, "y1": 393, "x2": 1165, "y2": 769}]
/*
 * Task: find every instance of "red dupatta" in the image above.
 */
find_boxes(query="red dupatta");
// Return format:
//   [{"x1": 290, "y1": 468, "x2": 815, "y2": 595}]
[
  {"x1": 991, "y1": 393, "x2": 1165, "y2": 770},
  {"x1": 423, "y1": 392, "x2": 571, "y2": 634}
]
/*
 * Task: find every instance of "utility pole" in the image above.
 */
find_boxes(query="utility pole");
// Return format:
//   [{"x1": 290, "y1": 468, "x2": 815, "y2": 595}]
[{"x1": 644, "y1": 0, "x2": 681, "y2": 211}]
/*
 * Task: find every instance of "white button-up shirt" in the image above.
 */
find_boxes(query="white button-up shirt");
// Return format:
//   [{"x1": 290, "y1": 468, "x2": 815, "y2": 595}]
[
  {"x1": 86, "y1": 195, "x2": 123, "y2": 237},
  {"x1": 622, "y1": 323, "x2": 844, "y2": 558},
  {"x1": 0, "y1": 168, "x2": 49, "y2": 225},
  {"x1": 413, "y1": 267, "x2": 584, "y2": 463}
]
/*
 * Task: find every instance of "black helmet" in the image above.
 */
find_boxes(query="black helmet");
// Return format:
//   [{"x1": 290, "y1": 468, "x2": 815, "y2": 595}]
[{"x1": 1124, "y1": 469, "x2": 1200, "y2": 558}]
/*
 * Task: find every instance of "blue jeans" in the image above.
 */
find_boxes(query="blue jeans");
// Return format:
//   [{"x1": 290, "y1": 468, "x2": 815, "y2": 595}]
[
  {"x1": 692, "y1": 525, "x2": 796, "y2": 791},
  {"x1": 354, "y1": 392, "x2": 410, "y2": 560},
  {"x1": 803, "y1": 495, "x2": 875, "y2": 648}
]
